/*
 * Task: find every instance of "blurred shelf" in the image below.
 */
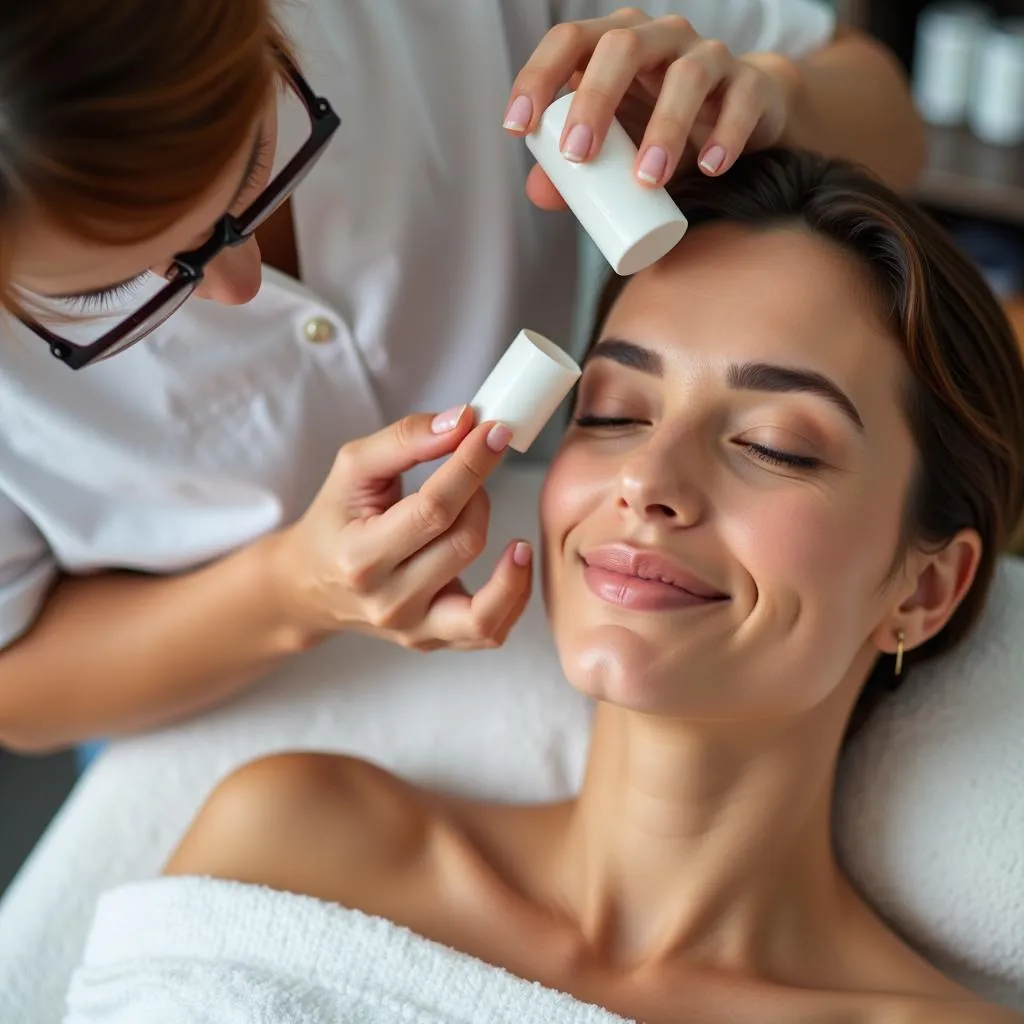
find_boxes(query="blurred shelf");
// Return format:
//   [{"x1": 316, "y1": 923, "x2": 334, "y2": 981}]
[{"x1": 914, "y1": 125, "x2": 1024, "y2": 227}]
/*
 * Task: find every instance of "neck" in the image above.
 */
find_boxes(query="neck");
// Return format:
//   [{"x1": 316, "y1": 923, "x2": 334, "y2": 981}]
[{"x1": 552, "y1": 684, "x2": 859, "y2": 972}]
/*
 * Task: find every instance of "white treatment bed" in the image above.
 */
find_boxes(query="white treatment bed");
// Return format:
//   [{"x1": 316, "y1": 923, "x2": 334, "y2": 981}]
[{"x1": 0, "y1": 465, "x2": 1022, "y2": 1022}]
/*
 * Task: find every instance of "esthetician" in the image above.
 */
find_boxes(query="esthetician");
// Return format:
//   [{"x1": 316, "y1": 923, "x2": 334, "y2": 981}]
[{"x1": 0, "y1": 1, "x2": 924, "y2": 753}]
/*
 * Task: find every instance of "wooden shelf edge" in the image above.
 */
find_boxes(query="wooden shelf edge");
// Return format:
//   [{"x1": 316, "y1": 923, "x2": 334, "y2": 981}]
[{"x1": 912, "y1": 126, "x2": 1024, "y2": 228}]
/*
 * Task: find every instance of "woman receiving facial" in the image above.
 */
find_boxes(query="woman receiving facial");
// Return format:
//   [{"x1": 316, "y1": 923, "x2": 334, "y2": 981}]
[
  {"x1": 0, "y1": 1, "x2": 926, "y2": 758},
  {"x1": 551, "y1": 224, "x2": 941, "y2": 720},
  {"x1": 159, "y1": 151, "x2": 1024, "y2": 1024}
]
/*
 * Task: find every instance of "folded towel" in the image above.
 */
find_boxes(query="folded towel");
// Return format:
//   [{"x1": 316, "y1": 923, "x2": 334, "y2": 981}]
[
  {"x1": 64, "y1": 877, "x2": 632, "y2": 1024},
  {"x1": 3, "y1": 466, "x2": 1022, "y2": 1022}
]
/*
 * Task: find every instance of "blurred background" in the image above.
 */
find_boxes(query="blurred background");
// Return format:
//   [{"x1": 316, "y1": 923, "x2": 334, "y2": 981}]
[{"x1": 2, "y1": 0, "x2": 1023, "y2": 897}]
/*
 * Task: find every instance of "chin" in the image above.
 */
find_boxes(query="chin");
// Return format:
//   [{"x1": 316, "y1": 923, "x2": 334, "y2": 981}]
[
  {"x1": 556, "y1": 624, "x2": 694, "y2": 713},
  {"x1": 554, "y1": 623, "x2": 806, "y2": 720}
]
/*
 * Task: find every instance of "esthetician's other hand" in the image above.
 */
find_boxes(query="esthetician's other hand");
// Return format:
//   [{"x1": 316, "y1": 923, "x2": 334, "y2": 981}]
[
  {"x1": 503, "y1": 8, "x2": 792, "y2": 209},
  {"x1": 267, "y1": 408, "x2": 532, "y2": 652}
]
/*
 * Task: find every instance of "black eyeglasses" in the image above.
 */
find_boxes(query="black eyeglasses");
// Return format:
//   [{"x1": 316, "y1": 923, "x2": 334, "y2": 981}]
[{"x1": 19, "y1": 56, "x2": 341, "y2": 370}]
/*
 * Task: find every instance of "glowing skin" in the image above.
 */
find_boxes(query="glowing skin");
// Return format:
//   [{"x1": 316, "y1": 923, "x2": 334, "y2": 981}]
[{"x1": 542, "y1": 223, "x2": 956, "y2": 717}]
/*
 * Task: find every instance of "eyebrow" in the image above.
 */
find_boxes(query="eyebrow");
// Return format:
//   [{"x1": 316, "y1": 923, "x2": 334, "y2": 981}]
[
  {"x1": 46, "y1": 133, "x2": 265, "y2": 302},
  {"x1": 586, "y1": 337, "x2": 664, "y2": 375},
  {"x1": 586, "y1": 338, "x2": 865, "y2": 431}
]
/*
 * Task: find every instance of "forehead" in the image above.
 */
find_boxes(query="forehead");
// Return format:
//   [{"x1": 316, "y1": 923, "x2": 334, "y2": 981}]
[{"x1": 602, "y1": 223, "x2": 904, "y2": 406}]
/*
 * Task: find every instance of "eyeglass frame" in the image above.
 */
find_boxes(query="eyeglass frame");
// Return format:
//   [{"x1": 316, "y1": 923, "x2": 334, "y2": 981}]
[{"x1": 19, "y1": 53, "x2": 341, "y2": 371}]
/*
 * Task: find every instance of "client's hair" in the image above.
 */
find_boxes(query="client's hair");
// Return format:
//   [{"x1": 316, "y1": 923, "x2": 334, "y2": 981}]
[
  {"x1": 590, "y1": 149, "x2": 1024, "y2": 727},
  {"x1": 0, "y1": 0, "x2": 291, "y2": 312}
]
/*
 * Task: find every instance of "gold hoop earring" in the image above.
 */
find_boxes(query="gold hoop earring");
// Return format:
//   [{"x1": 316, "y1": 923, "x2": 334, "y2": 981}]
[{"x1": 894, "y1": 629, "x2": 905, "y2": 678}]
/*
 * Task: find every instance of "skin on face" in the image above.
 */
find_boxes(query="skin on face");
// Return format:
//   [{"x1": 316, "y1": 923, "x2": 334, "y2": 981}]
[
  {"x1": 542, "y1": 223, "x2": 942, "y2": 718},
  {"x1": 9, "y1": 97, "x2": 279, "y2": 308}
]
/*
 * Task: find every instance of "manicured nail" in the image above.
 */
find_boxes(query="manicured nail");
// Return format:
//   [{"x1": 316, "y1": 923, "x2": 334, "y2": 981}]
[
  {"x1": 503, "y1": 95, "x2": 533, "y2": 132},
  {"x1": 699, "y1": 144, "x2": 727, "y2": 174},
  {"x1": 513, "y1": 541, "x2": 532, "y2": 567},
  {"x1": 487, "y1": 423, "x2": 513, "y2": 452},
  {"x1": 637, "y1": 145, "x2": 668, "y2": 184},
  {"x1": 431, "y1": 405, "x2": 466, "y2": 433},
  {"x1": 561, "y1": 123, "x2": 593, "y2": 162}
]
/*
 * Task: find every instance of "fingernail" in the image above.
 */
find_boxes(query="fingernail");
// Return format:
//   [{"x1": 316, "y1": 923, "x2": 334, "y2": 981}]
[
  {"x1": 699, "y1": 144, "x2": 727, "y2": 174},
  {"x1": 637, "y1": 145, "x2": 668, "y2": 184},
  {"x1": 561, "y1": 123, "x2": 593, "y2": 162},
  {"x1": 513, "y1": 541, "x2": 532, "y2": 567},
  {"x1": 431, "y1": 405, "x2": 466, "y2": 433},
  {"x1": 487, "y1": 423, "x2": 513, "y2": 452},
  {"x1": 503, "y1": 95, "x2": 533, "y2": 132}
]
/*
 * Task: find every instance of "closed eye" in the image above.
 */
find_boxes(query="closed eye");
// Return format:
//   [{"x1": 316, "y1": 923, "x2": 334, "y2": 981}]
[
  {"x1": 58, "y1": 274, "x2": 151, "y2": 314},
  {"x1": 574, "y1": 415, "x2": 644, "y2": 428},
  {"x1": 51, "y1": 130, "x2": 275, "y2": 317},
  {"x1": 575, "y1": 417, "x2": 821, "y2": 470},
  {"x1": 744, "y1": 443, "x2": 820, "y2": 470}
]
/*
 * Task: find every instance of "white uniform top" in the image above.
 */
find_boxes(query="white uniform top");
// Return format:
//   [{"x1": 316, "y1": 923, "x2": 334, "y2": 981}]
[{"x1": 0, "y1": 0, "x2": 833, "y2": 648}]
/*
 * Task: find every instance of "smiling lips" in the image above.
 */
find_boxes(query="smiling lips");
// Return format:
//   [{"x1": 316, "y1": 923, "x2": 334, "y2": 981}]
[{"x1": 581, "y1": 544, "x2": 729, "y2": 612}]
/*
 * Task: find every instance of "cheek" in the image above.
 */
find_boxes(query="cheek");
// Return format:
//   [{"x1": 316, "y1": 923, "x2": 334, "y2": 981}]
[
  {"x1": 540, "y1": 447, "x2": 606, "y2": 545},
  {"x1": 540, "y1": 446, "x2": 610, "y2": 591},
  {"x1": 729, "y1": 482, "x2": 906, "y2": 605}
]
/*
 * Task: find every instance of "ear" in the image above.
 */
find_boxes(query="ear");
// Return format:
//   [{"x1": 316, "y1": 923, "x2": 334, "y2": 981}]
[{"x1": 872, "y1": 529, "x2": 983, "y2": 656}]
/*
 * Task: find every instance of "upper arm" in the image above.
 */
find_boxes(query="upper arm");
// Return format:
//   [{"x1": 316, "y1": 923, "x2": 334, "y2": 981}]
[
  {"x1": 552, "y1": 0, "x2": 836, "y2": 57},
  {"x1": 165, "y1": 753, "x2": 430, "y2": 904}
]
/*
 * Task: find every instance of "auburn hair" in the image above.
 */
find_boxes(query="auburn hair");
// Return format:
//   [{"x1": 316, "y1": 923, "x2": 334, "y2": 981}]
[{"x1": 0, "y1": 0, "x2": 290, "y2": 310}]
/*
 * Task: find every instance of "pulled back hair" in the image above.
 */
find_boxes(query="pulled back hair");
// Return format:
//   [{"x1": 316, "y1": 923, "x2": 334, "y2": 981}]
[
  {"x1": 0, "y1": 0, "x2": 290, "y2": 308},
  {"x1": 590, "y1": 149, "x2": 1024, "y2": 728}
]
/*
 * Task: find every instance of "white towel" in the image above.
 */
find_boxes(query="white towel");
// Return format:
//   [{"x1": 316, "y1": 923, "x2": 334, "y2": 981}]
[
  {"x1": 64, "y1": 877, "x2": 632, "y2": 1024},
  {"x1": 836, "y1": 556, "x2": 1024, "y2": 1011},
  {"x1": 2, "y1": 465, "x2": 1022, "y2": 1021}
]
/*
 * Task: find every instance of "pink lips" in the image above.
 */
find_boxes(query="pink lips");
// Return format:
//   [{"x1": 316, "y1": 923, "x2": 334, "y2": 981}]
[{"x1": 581, "y1": 544, "x2": 729, "y2": 612}]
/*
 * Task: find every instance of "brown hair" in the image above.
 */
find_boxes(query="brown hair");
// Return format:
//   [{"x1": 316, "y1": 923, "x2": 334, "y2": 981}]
[
  {"x1": 590, "y1": 149, "x2": 1024, "y2": 724},
  {"x1": 0, "y1": 0, "x2": 290, "y2": 307}
]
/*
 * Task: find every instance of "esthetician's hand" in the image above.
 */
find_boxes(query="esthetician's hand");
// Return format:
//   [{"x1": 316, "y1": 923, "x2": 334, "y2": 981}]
[
  {"x1": 503, "y1": 8, "x2": 793, "y2": 209},
  {"x1": 267, "y1": 407, "x2": 533, "y2": 652}
]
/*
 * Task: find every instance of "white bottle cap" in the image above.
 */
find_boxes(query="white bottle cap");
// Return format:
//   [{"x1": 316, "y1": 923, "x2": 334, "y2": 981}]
[
  {"x1": 470, "y1": 330, "x2": 581, "y2": 453},
  {"x1": 525, "y1": 92, "x2": 688, "y2": 275}
]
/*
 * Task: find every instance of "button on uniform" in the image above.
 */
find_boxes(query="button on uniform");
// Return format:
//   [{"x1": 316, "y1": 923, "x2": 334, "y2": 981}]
[{"x1": 302, "y1": 316, "x2": 336, "y2": 344}]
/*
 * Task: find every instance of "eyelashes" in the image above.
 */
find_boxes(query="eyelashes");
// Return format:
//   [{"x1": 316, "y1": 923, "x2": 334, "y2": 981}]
[
  {"x1": 59, "y1": 275, "x2": 151, "y2": 314},
  {"x1": 743, "y1": 443, "x2": 820, "y2": 470},
  {"x1": 53, "y1": 132, "x2": 275, "y2": 317},
  {"x1": 574, "y1": 415, "x2": 638, "y2": 429},
  {"x1": 572, "y1": 415, "x2": 821, "y2": 471}
]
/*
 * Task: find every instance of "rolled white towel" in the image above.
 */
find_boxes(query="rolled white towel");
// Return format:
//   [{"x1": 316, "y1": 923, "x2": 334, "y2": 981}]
[{"x1": 65, "y1": 876, "x2": 633, "y2": 1024}]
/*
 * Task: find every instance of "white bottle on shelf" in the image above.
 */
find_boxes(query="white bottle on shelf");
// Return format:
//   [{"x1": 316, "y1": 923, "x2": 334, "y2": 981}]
[
  {"x1": 969, "y1": 20, "x2": 1024, "y2": 147},
  {"x1": 912, "y1": 2, "x2": 992, "y2": 126}
]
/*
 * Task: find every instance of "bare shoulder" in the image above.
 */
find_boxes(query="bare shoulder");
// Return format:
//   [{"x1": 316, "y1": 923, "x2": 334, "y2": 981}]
[{"x1": 165, "y1": 752, "x2": 432, "y2": 907}]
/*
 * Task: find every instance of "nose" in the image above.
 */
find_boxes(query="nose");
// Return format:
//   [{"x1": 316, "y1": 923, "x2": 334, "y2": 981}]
[
  {"x1": 194, "y1": 236, "x2": 263, "y2": 305},
  {"x1": 615, "y1": 438, "x2": 705, "y2": 527}
]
